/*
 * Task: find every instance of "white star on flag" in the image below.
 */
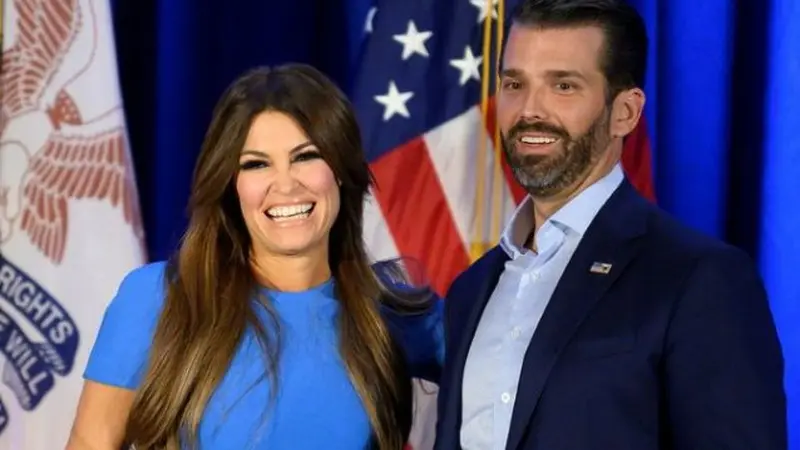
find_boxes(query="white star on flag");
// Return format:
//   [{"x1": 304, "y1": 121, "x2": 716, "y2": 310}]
[
  {"x1": 393, "y1": 20, "x2": 433, "y2": 60},
  {"x1": 470, "y1": 0, "x2": 499, "y2": 23},
  {"x1": 374, "y1": 81, "x2": 414, "y2": 121},
  {"x1": 450, "y1": 46, "x2": 482, "y2": 85}
]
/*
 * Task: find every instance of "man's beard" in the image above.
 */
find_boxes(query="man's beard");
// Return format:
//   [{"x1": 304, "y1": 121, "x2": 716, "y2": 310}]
[{"x1": 501, "y1": 109, "x2": 611, "y2": 198}]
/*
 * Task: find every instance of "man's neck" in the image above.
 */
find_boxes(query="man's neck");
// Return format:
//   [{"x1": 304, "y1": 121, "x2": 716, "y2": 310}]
[{"x1": 529, "y1": 157, "x2": 619, "y2": 245}]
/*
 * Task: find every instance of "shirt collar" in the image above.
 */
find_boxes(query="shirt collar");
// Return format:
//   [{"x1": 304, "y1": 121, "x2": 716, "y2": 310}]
[{"x1": 500, "y1": 163, "x2": 625, "y2": 257}]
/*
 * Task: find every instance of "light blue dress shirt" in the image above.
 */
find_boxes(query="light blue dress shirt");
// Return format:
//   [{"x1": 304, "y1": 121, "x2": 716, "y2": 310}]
[{"x1": 460, "y1": 164, "x2": 624, "y2": 450}]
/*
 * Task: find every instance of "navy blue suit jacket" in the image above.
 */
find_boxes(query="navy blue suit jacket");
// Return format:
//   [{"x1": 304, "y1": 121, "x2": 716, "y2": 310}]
[{"x1": 435, "y1": 180, "x2": 786, "y2": 450}]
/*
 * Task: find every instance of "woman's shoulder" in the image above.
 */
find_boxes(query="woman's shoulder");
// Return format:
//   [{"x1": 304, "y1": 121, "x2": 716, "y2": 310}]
[
  {"x1": 83, "y1": 260, "x2": 170, "y2": 389},
  {"x1": 118, "y1": 260, "x2": 169, "y2": 291},
  {"x1": 111, "y1": 261, "x2": 169, "y2": 305},
  {"x1": 99, "y1": 260, "x2": 171, "y2": 333}
]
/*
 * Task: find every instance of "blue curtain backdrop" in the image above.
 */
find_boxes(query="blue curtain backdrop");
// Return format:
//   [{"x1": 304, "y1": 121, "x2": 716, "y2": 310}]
[{"x1": 110, "y1": 0, "x2": 799, "y2": 446}]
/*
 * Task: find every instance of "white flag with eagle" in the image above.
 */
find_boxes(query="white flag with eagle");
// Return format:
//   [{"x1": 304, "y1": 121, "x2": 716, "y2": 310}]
[{"x1": 0, "y1": 0, "x2": 146, "y2": 448}]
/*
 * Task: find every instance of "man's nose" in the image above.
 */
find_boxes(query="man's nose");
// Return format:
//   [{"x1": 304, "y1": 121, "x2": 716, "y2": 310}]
[{"x1": 519, "y1": 85, "x2": 549, "y2": 121}]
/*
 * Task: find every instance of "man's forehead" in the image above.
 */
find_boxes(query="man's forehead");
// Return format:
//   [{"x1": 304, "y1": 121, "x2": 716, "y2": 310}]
[
  {"x1": 503, "y1": 24, "x2": 606, "y2": 73},
  {"x1": 508, "y1": 22, "x2": 606, "y2": 45}
]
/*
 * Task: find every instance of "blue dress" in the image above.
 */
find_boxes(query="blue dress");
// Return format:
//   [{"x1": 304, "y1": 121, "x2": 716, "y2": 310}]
[{"x1": 83, "y1": 261, "x2": 444, "y2": 449}]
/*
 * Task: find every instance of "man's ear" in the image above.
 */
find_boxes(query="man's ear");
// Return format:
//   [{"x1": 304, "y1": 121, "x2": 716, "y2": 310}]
[{"x1": 610, "y1": 87, "x2": 646, "y2": 138}]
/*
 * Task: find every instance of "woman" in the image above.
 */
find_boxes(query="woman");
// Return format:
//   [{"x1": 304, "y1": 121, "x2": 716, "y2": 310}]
[{"x1": 66, "y1": 64, "x2": 443, "y2": 450}]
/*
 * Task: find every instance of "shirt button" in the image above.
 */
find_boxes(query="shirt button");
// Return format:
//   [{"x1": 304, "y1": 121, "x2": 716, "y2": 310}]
[
  {"x1": 531, "y1": 271, "x2": 540, "y2": 281},
  {"x1": 511, "y1": 327, "x2": 522, "y2": 339},
  {"x1": 501, "y1": 392, "x2": 511, "y2": 403}
]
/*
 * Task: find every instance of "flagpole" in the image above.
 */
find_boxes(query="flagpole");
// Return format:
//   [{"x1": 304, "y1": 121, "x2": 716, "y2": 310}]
[
  {"x1": 470, "y1": 6, "x2": 494, "y2": 262},
  {"x1": 471, "y1": 0, "x2": 506, "y2": 262},
  {"x1": 0, "y1": 0, "x2": 4, "y2": 72},
  {"x1": 1, "y1": 0, "x2": 4, "y2": 124},
  {"x1": 489, "y1": 0, "x2": 506, "y2": 247}
]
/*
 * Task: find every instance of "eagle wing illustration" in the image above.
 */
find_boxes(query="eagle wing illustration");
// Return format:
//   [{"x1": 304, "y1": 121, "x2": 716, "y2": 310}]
[
  {"x1": 19, "y1": 128, "x2": 144, "y2": 263},
  {"x1": 1, "y1": 0, "x2": 80, "y2": 130}
]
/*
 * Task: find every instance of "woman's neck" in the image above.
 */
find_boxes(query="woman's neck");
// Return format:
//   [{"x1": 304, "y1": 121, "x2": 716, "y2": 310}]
[{"x1": 251, "y1": 248, "x2": 332, "y2": 292}]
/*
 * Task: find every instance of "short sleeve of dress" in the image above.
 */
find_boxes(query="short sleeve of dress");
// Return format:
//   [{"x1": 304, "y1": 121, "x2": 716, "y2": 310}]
[{"x1": 83, "y1": 261, "x2": 168, "y2": 390}]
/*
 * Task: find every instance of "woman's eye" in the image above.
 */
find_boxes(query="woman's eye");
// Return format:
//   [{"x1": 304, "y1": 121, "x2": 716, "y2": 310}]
[
  {"x1": 240, "y1": 160, "x2": 268, "y2": 170},
  {"x1": 293, "y1": 151, "x2": 322, "y2": 162}
]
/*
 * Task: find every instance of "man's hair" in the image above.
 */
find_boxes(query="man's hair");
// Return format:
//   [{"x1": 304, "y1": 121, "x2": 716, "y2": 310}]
[{"x1": 505, "y1": 0, "x2": 648, "y2": 98}]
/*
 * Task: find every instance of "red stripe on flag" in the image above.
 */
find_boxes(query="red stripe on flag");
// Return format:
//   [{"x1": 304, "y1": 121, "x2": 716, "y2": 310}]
[
  {"x1": 622, "y1": 119, "x2": 657, "y2": 202},
  {"x1": 370, "y1": 137, "x2": 470, "y2": 295}
]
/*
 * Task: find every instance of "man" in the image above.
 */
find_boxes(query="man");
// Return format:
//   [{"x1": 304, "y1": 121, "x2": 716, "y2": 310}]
[{"x1": 434, "y1": 1, "x2": 786, "y2": 449}]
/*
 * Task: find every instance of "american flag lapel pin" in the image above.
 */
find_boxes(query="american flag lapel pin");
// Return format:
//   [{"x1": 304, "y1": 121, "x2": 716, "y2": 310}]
[{"x1": 589, "y1": 262, "x2": 613, "y2": 274}]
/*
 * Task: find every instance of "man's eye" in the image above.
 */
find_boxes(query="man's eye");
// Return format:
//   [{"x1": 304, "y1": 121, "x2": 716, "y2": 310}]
[{"x1": 556, "y1": 82, "x2": 574, "y2": 91}]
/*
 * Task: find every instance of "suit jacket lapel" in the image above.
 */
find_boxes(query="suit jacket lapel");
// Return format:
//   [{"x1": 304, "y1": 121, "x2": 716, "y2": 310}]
[
  {"x1": 504, "y1": 181, "x2": 649, "y2": 450},
  {"x1": 440, "y1": 246, "x2": 508, "y2": 449}
]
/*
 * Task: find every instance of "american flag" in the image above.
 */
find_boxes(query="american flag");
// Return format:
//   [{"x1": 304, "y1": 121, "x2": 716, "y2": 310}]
[{"x1": 352, "y1": 0, "x2": 655, "y2": 299}]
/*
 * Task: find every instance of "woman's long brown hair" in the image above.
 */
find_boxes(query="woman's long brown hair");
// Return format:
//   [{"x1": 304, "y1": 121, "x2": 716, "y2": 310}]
[{"x1": 123, "y1": 64, "x2": 428, "y2": 449}]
